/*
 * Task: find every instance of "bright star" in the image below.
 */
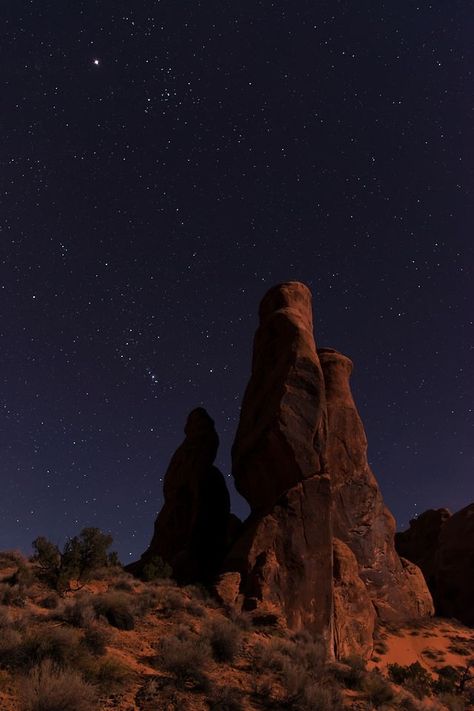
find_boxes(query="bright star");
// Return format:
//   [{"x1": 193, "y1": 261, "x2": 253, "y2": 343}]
[{"x1": 93, "y1": 59, "x2": 100, "y2": 66}]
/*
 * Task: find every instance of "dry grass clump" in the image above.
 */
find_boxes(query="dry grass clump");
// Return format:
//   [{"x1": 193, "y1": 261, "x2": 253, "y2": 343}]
[
  {"x1": 205, "y1": 618, "x2": 241, "y2": 663},
  {"x1": 79, "y1": 654, "x2": 131, "y2": 695},
  {"x1": 80, "y1": 626, "x2": 108, "y2": 656},
  {"x1": 206, "y1": 684, "x2": 245, "y2": 710},
  {"x1": 56, "y1": 598, "x2": 96, "y2": 628},
  {"x1": 361, "y1": 670, "x2": 395, "y2": 707},
  {"x1": 329, "y1": 655, "x2": 367, "y2": 690},
  {"x1": 93, "y1": 591, "x2": 135, "y2": 630},
  {"x1": 157, "y1": 629, "x2": 211, "y2": 690},
  {"x1": 0, "y1": 582, "x2": 26, "y2": 607},
  {"x1": 19, "y1": 627, "x2": 81, "y2": 671},
  {"x1": 18, "y1": 660, "x2": 97, "y2": 711}
]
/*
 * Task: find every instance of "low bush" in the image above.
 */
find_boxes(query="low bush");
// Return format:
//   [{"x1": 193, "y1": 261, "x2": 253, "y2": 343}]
[
  {"x1": 158, "y1": 632, "x2": 211, "y2": 690},
  {"x1": 80, "y1": 655, "x2": 131, "y2": 694},
  {"x1": 19, "y1": 660, "x2": 97, "y2": 711},
  {"x1": 38, "y1": 594, "x2": 59, "y2": 610},
  {"x1": 361, "y1": 671, "x2": 395, "y2": 707},
  {"x1": 93, "y1": 592, "x2": 135, "y2": 630},
  {"x1": 0, "y1": 582, "x2": 25, "y2": 606},
  {"x1": 206, "y1": 619, "x2": 241, "y2": 663},
  {"x1": 388, "y1": 662, "x2": 432, "y2": 698},
  {"x1": 58, "y1": 598, "x2": 96, "y2": 628},
  {"x1": 140, "y1": 555, "x2": 173, "y2": 582},
  {"x1": 81, "y1": 626, "x2": 108, "y2": 656},
  {"x1": 16, "y1": 627, "x2": 81, "y2": 671},
  {"x1": 207, "y1": 685, "x2": 245, "y2": 710},
  {"x1": 330, "y1": 655, "x2": 366, "y2": 689},
  {"x1": 438, "y1": 693, "x2": 466, "y2": 711}
]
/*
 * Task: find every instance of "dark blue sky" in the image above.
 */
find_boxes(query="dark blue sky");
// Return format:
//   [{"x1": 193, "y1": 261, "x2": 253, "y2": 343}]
[{"x1": 1, "y1": 1, "x2": 472, "y2": 562}]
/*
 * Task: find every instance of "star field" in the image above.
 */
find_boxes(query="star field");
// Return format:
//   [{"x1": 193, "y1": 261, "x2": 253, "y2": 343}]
[{"x1": 1, "y1": 1, "x2": 473, "y2": 560}]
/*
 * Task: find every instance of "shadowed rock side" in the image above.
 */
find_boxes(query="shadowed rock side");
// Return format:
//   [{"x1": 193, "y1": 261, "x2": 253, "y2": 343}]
[
  {"x1": 223, "y1": 282, "x2": 334, "y2": 646},
  {"x1": 396, "y1": 504, "x2": 474, "y2": 626},
  {"x1": 127, "y1": 408, "x2": 231, "y2": 584},
  {"x1": 318, "y1": 348, "x2": 434, "y2": 621},
  {"x1": 395, "y1": 508, "x2": 451, "y2": 597}
]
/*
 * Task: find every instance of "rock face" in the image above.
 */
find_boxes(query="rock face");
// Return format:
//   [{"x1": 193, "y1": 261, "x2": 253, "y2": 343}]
[
  {"x1": 396, "y1": 504, "x2": 474, "y2": 626},
  {"x1": 132, "y1": 281, "x2": 435, "y2": 659},
  {"x1": 232, "y1": 282, "x2": 328, "y2": 511},
  {"x1": 128, "y1": 408, "x2": 231, "y2": 584},
  {"x1": 395, "y1": 508, "x2": 451, "y2": 594},
  {"x1": 319, "y1": 348, "x2": 434, "y2": 622},
  {"x1": 225, "y1": 282, "x2": 334, "y2": 645}
]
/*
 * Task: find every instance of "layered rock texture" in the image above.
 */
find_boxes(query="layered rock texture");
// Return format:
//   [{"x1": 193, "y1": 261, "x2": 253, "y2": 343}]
[
  {"x1": 396, "y1": 504, "x2": 474, "y2": 626},
  {"x1": 133, "y1": 281, "x2": 435, "y2": 657},
  {"x1": 224, "y1": 283, "x2": 333, "y2": 645},
  {"x1": 319, "y1": 348, "x2": 433, "y2": 623},
  {"x1": 127, "y1": 408, "x2": 231, "y2": 584}
]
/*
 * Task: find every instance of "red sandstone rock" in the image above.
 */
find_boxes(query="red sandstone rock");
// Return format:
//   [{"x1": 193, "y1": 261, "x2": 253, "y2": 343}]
[
  {"x1": 395, "y1": 508, "x2": 451, "y2": 593},
  {"x1": 128, "y1": 408, "x2": 230, "y2": 584},
  {"x1": 232, "y1": 282, "x2": 328, "y2": 511},
  {"x1": 396, "y1": 504, "x2": 474, "y2": 626},
  {"x1": 226, "y1": 282, "x2": 333, "y2": 645},
  {"x1": 319, "y1": 348, "x2": 433, "y2": 621},
  {"x1": 225, "y1": 476, "x2": 333, "y2": 641},
  {"x1": 333, "y1": 538, "x2": 375, "y2": 659}
]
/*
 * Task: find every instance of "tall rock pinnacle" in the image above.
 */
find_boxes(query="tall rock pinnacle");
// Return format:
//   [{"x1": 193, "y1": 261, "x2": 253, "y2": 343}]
[
  {"x1": 232, "y1": 282, "x2": 328, "y2": 510},
  {"x1": 128, "y1": 407, "x2": 231, "y2": 584},
  {"x1": 224, "y1": 282, "x2": 334, "y2": 645},
  {"x1": 319, "y1": 348, "x2": 434, "y2": 622}
]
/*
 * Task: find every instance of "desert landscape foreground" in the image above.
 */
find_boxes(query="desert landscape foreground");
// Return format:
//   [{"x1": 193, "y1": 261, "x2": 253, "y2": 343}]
[{"x1": 0, "y1": 551, "x2": 472, "y2": 711}]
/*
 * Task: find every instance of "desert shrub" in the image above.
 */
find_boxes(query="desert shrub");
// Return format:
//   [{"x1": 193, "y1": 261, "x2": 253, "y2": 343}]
[
  {"x1": 80, "y1": 655, "x2": 130, "y2": 694},
  {"x1": 0, "y1": 550, "x2": 27, "y2": 566},
  {"x1": 136, "y1": 678, "x2": 188, "y2": 709},
  {"x1": 361, "y1": 671, "x2": 395, "y2": 707},
  {"x1": 19, "y1": 659, "x2": 97, "y2": 711},
  {"x1": 280, "y1": 660, "x2": 343, "y2": 711},
  {"x1": 432, "y1": 665, "x2": 460, "y2": 694},
  {"x1": 32, "y1": 528, "x2": 118, "y2": 590},
  {"x1": 185, "y1": 600, "x2": 206, "y2": 617},
  {"x1": 0, "y1": 627, "x2": 23, "y2": 668},
  {"x1": 15, "y1": 627, "x2": 81, "y2": 671},
  {"x1": 207, "y1": 685, "x2": 245, "y2": 710},
  {"x1": 330, "y1": 655, "x2": 367, "y2": 689},
  {"x1": 0, "y1": 582, "x2": 25, "y2": 606},
  {"x1": 158, "y1": 632, "x2": 211, "y2": 690},
  {"x1": 140, "y1": 555, "x2": 173, "y2": 581},
  {"x1": 39, "y1": 594, "x2": 59, "y2": 610},
  {"x1": 81, "y1": 627, "x2": 108, "y2": 656},
  {"x1": 156, "y1": 587, "x2": 186, "y2": 616},
  {"x1": 93, "y1": 592, "x2": 135, "y2": 630},
  {"x1": 112, "y1": 578, "x2": 134, "y2": 592},
  {"x1": 59, "y1": 598, "x2": 95, "y2": 628},
  {"x1": 133, "y1": 589, "x2": 159, "y2": 617},
  {"x1": 438, "y1": 693, "x2": 466, "y2": 711},
  {"x1": 388, "y1": 662, "x2": 432, "y2": 698},
  {"x1": 206, "y1": 619, "x2": 241, "y2": 662}
]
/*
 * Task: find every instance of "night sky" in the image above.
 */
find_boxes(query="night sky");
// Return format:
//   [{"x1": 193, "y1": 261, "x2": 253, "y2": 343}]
[{"x1": 2, "y1": 1, "x2": 472, "y2": 562}]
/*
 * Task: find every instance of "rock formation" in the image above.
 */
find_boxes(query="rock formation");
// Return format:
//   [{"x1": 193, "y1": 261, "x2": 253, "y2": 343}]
[
  {"x1": 132, "y1": 281, "x2": 435, "y2": 659},
  {"x1": 223, "y1": 282, "x2": 333, "y2": 644},
  {"x1": 221, "y1": 283, "x2": 432, "y2": 658},
  {"x1": 319, "y1": 348, "x2": 434, "y2": 622},
  {"x1": 127, "y1": 407, "x2": 231, "y2": 584},
  {"x1": 396, "y1": 504, "x2": 474, "y2": 626}
]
